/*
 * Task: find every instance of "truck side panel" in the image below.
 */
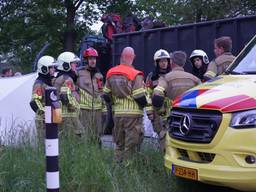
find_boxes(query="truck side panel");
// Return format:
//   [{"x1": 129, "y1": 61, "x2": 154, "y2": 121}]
[{"x1": 113, "y1": 16, "x2": 256, "y2": 76}]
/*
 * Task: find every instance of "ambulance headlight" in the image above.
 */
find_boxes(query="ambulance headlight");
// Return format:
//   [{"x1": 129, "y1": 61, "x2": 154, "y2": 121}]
[{"x1": 230, "y1": 110, "x2": 256, "y2": 128}]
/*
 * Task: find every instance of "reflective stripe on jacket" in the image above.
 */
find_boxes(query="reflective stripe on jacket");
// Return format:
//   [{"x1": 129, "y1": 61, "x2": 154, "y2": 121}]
[
  {"x1": 77, "y1": 66, "x2": 103, "y2": 111},
  {"x1": 104, "y1": 64, "x2": 146, "y2": 116},
  {"x1": 54, "y1": 74, "x2": 80, "y2": 117}
]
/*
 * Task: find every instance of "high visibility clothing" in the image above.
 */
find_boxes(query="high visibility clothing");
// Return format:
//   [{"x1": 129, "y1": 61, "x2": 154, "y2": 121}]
[
  {"x1": 204, "y1": 52, "x2": 235, "y2": 79},
  {"x1": 104, "y1": 64, "x2": 146, "y2": 116},
  {"x1": 54, "y1": 74, "x2": 80, "y2": 117},
  {"x1": 77, "y1": 66, "x2": 104, "y2": 138}
]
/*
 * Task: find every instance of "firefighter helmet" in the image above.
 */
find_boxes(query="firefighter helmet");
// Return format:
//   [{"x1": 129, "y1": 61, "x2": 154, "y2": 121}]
[
  {"x1": 190, "y1": 49, "x2": 209, "y2": 64},
  {"x1": 153, "y1": 49, "x2": 170, "y2": 65},
  {"x1": 57, "y1": 51, "x2": 80, "y2": 71},
  {"x1": 83, "y1": 47, "x2": 98, "y2": 58},
  {"x1": 37, "y1": 55, "x2": 57, "y2": 75}
]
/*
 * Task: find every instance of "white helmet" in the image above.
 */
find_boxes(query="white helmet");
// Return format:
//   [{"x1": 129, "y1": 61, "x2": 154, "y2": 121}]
[
  {"x1": 37, "y1": 56, "x2": 57, "y2": 75},
  {"x1": 153, "y1": 49, "x2": 170, "y2": 66},
  {"x1": 189, "y1": 49, "x2": 209, "y2": 64},
  {"x1": 57, "y1": 51, "x2": 80, "y2": 71}
]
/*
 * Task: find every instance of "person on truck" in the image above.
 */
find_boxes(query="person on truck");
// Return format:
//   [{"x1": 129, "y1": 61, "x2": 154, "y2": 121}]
[
  {"x1": 204, "y1": 36, "x2": 236, "y2": 80},
  {"x1": 1, "y1": 68, "x2": 13, "y2": 77},
  {"x1": 145, "y1": 49, "x2": 171, "y2": 150},
  {"x1": 152, "y1": 51, "x2": 201, "y2": 145},
  {"x1": 30, "y1": 55, "x2": 57, "y2": 142},
  {"x1": 189, "y1": 49, "x2": 209, "y2": 82},
  {"x1": 54, "y1": 51, "x2": 84, "y2": 137},
  {"x1": 77, "y1": 47, "x2": 104, "y2": 143},
  {"x1": 103, "y1": 47, "x2": 148, "y2": 162}
]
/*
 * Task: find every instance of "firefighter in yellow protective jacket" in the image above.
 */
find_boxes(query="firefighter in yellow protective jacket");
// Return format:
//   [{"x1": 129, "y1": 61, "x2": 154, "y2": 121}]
[
  {"x1": 77, "y1": 47, "x2": 104, "y2": 142},
  {"x1": 54, "y1": 51, "x2": 84, "y2": 137},
  {"x1": 30, "y1": 55, "x2": 57, "y2": 142},
  {"x1": 204, "y1": 36, "x2": 236, "y2": 80},
  {"x1": 145, "y1": 49, "x2": 171, "y2": 150},
  {"x1": 152, "y1": 51, "x2": 201, "y2": 146},
  {"x1": 103, "y1": 47, "x2": 148, "y2": 162}
]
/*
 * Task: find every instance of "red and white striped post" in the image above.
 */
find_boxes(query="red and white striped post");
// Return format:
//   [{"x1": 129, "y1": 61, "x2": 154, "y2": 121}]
[{"x1": 45, "y1": 87, "x2": 62, "y2": 192}]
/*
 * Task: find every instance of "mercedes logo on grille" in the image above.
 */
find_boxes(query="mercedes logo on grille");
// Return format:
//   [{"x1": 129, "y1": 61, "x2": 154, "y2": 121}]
[{"x1": 179, "y1": 114, "x2": 191, "y2": 136}]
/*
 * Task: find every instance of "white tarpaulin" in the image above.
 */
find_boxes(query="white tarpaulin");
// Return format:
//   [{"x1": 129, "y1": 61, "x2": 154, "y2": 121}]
[
  {"x1": 0, "y1": 73, "x2": 37, "y2": 145},
  {"x1": 143, "y1": 110, "x2": 158, "y2": 138}
]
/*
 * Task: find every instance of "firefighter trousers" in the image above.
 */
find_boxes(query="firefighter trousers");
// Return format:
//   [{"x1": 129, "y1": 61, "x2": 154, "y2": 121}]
[
  {"x1": 113, "y1": 116, "x2": 144, "y2": 162},
  {"x1": 59, "y1": 116, "x2": 85, "y2": 138},
  {"x1": 79, "y1": 109, "x2": 103, "y2": 141}
]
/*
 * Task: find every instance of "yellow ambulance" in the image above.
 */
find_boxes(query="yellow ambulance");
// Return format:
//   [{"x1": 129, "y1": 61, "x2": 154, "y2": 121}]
[{"x1": 165, "y1": 35, "x2": 256, "y2": 191}]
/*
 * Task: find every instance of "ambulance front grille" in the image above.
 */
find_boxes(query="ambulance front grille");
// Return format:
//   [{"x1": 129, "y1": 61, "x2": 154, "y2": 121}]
[{"x1": 169, "y1": 108, "x2": 222, "y2": 143}]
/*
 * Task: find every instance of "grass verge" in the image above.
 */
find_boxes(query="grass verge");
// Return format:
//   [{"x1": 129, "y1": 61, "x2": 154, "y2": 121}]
[{"x1": 0, "y1": 136, "x2": 238, "y2": 192}]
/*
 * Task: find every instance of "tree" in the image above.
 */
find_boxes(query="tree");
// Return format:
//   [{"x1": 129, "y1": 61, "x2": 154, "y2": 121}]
[
  {"x1": 103, "y1": 0, "x2": 137, "y2": 18},
  {"x1": 176, "y1": 0, "x2": 256, "y2": 23},
  {"x1": 1, "y1": 0, "x2": 255, "y2": 73},
  {"x1": 134, "y1": 0, "x2": 178, "y2": 24},
  {"x1": 135, "y1": 0, "x2": 256, "y2": 25},
  {"x1": 0, "y1": 0, "x2": 101, "y2": 72}
]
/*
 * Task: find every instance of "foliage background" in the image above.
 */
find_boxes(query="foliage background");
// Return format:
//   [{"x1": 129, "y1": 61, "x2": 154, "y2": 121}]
[{"x1": 0, "y1": 0, "x2": 255, "y2": 73}]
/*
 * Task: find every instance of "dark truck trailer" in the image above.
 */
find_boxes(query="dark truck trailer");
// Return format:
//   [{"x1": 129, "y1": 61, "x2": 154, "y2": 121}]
[{"x1": 112, "y1": 15, "x2": 256, "y2": 76}]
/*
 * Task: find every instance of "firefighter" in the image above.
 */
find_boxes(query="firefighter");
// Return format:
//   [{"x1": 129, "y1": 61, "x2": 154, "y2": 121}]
[
  {"x1": 152, "y1": 51, "x2": 201, "y2": 145},
  {"x1": 145, "y1": 49, "x2": 171, "y2": 150},
  {"x1": 103, "y1": 47, "x2": 148, "y2": 162},
  {"x1": 54, "y1": 51, "x2": 84, "y2": 137},
  {"x1": 204, "y1": 36, "x2": 236, "y2": 80},
  {"x1": 77, "y1": 47, "x2": 104, "y2": 143},
  {"x1": 190, "y1": 49, "x2": 209, "y2": 82},
  {"x1": 30, "y1": 55, "x2": 57, "y2": 142}
]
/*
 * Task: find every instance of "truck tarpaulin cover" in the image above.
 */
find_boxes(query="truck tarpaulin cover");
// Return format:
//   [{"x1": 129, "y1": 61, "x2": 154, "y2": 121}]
[{"x1": 0, "y1": 73, "x2": 37, "y2": 145}]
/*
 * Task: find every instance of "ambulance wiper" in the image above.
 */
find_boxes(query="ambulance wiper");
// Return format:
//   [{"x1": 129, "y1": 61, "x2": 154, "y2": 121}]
[
  {"x1": 240, "y1": 71, "x2": 256, "y2": 74},
  {"x1": 226, "y1": 70, "x2": 243, "y2": 75}
]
